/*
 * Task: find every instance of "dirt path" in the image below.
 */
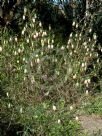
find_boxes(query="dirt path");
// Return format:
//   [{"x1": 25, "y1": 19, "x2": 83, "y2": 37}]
[{"x1": 79, "y1": 115, "x2": 102, "y2": 135}]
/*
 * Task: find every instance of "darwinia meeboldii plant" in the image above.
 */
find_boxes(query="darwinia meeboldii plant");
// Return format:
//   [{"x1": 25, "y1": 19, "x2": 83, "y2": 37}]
[{"x1": 0, "y1": 7, "x2": 102, "y2": 135}]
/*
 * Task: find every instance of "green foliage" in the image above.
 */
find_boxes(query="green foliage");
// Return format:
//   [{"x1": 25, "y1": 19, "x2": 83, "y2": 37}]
[
  {"x1": 18, "y1": 103, "x2": 80, "y2": 136},
  {"x1": 83, "y1": 94, "x2": 102, "y2": 115}
]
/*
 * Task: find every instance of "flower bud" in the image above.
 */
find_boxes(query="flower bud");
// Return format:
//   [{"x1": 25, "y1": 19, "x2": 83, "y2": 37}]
[
  {"x1": 53, "y1": 105, "x2": 56, "y2": 111},
  {"x1": 0, "y1": 46, "x2": 2, "y2": 52}
]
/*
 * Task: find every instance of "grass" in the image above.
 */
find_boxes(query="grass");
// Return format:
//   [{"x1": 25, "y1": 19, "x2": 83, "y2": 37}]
[{"x1": 81, "y1": 93, "x2": 102, "y2": 115}]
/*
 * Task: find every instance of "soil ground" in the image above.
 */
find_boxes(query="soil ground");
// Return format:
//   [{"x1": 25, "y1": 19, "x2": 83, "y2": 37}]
[{"x1": 79, "y1": 115, "x2": 102, "y2": 135}]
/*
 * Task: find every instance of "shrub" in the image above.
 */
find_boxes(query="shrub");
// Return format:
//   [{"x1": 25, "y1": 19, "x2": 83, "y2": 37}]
[{"x1": 0, "y1": 8, "x2": 102, "y2": 136}]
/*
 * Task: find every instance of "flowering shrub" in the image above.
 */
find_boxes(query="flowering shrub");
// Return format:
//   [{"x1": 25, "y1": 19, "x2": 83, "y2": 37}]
[{"x1": 0, "y1": 8, "x2": 102, "y2": 135}]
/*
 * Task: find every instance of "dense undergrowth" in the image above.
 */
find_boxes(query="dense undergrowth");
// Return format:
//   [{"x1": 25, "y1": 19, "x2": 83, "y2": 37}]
[{"x1": 0, "y1": 8, "x2": 102, "y2": 136}]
